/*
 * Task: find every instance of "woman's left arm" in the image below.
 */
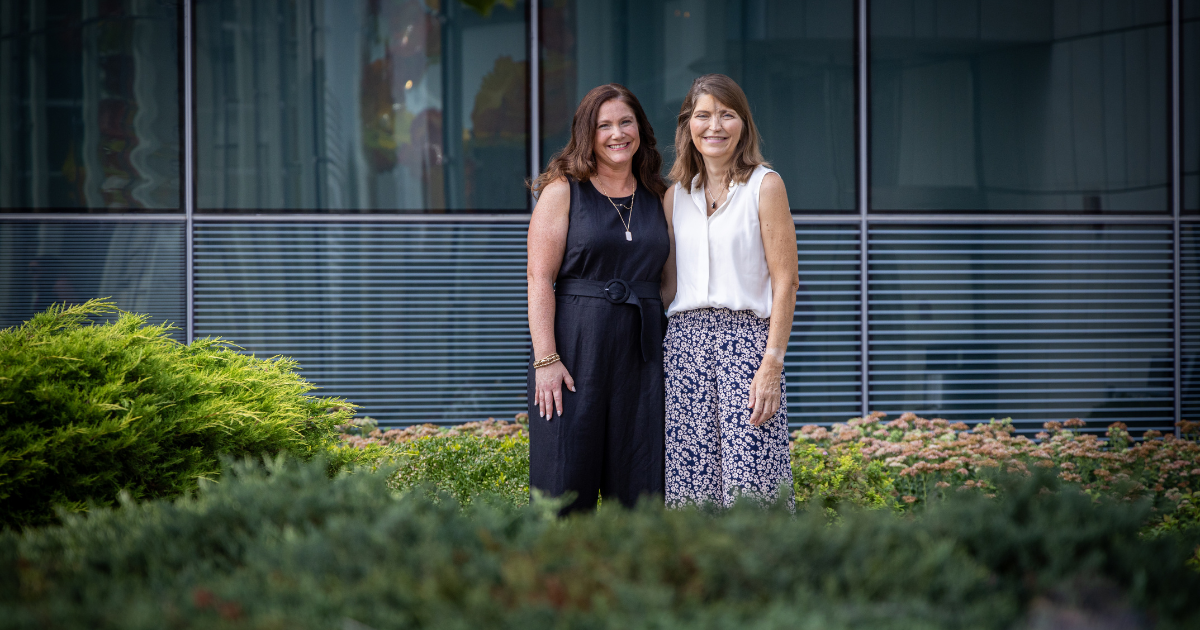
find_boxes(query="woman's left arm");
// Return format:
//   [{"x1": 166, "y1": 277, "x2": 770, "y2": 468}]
[
  {"x1": 748, "y1": 172, "x2": 799, "y2": 427},
  {"x1": 660, "y1": 185, "x2": 678, "y2": 307}
]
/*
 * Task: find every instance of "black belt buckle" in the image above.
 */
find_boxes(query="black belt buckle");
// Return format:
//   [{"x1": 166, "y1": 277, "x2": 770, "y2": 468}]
[{"x1": 603, "y1": 279, "x2": 631, "y2": 304}]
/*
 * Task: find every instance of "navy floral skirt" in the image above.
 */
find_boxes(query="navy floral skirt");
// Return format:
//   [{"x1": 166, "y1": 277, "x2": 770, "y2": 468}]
[{"x1": 664, "y1": 308, "x2": 794, "y2": 509}]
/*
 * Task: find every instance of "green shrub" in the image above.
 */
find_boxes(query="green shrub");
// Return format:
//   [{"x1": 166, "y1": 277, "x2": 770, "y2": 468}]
[
  {"x1": 791, "y1": 442, "x2": 894, "y2": 511},
  {"x1": 325, "y1": 440, "x2": 403, "y2": 477},
  {"x1": 2, "y1": 458, "x2": 1197, "y2": 629},
  {"x1": 1143, "y1": 490, "x2": 1200, "y2": 571},
  {"x1": 331, "y1": 415, "x2": 531, "y2": 507},
  {"x1": 385, "y1": 434, "x2": 531, "y2": 506},
  {"x1": 0, "y1": 300, "x2": 354, "y2": 530}
]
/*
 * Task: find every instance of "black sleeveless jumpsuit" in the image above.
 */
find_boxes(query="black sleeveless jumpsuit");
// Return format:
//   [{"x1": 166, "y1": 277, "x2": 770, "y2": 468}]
[{"x1": 528, "y1": 177, "x2": 669, "y2": 514}]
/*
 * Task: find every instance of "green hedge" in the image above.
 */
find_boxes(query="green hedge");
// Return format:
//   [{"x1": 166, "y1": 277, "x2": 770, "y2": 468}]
[
  {"x1": 2, "y1": 457, "x2": 1197, "y2": 629},
  {"x1": 0, "y1": 300, "x2": 353, "y2": 530}
]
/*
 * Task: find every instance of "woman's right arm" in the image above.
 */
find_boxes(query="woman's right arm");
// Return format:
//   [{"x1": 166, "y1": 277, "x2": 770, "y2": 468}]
[{"x1": 527, "y1": 179, "x2": 575, "y2": 419}]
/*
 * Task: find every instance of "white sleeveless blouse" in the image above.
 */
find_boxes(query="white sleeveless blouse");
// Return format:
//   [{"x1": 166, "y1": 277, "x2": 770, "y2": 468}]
[{"x1": 667, "y1": 165, "x2": 776, "y2": 319}]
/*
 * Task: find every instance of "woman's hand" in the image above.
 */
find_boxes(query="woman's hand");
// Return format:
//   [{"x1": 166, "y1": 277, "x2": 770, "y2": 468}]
[
  {"x1": 535, "y1": 361, "x2": 576, "y2": 420},
  {"x1": 747, "y1": 353, "x2": 783, "y2": 426}
]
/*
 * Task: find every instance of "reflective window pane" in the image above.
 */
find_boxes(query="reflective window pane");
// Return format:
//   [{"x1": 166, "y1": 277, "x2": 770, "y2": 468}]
[
  {"x1": 0, "y1": 221, "x2": 185, "y2": 340},
  {"x1": 1185, "y1": 0, "x2": 1199, "y2": 211},
  {"x1": 196, "y1": 0, "x2": 528, "y2": 213},
  {"x1": 540, "y1": 0, "x2": 856, "y2": 212},
  {"x1": 871, "y1": 0, "x2": 1170, "y2": 213},
  {"x1": 0, "y1": 1, "x2": 181, "y2": 212}
]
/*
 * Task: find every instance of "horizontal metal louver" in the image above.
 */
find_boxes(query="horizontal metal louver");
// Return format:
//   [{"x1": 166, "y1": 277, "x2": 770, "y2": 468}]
[
  {"x1": 868, "y1": 224, "x2": 1175, "y2": 434},
  {"x1": 193, "y1": 222, "x2": 531, "y2": 425},
  {"x1": 791, "y1": 224, "x2": 862, "y2": 424},
  {"x1": 193, "y1": 221, "x2": 861, "y2": 427},
  {"x1": 1181, "y1": 224, "x2": 1200, "y2": 423},
  {"x1": 0, "y1": 221, "x2": 185, "y2": 339}
]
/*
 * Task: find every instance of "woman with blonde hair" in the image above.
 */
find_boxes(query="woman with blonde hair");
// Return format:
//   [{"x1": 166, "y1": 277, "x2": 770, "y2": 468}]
[
  {"x1": 661, "y1": 74, "x2": 799, "y2": 508},
  {"x1": 526, "y1": 84, "x2": 670, "y2": 515}
]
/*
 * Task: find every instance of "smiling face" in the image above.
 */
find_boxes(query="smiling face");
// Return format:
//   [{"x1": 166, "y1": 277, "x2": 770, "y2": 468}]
[
  {"x1": 688, "y1": 93, "x2": 744, "y2": 164},
  {"x1": 593, "y1": 99, "x2": 641, "y2": 171}
]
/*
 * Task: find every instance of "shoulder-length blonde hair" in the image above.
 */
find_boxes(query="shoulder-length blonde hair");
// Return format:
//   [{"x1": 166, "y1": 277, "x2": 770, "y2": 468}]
[
  {"x1": 530, "y1": 83, "x2": 667, "y2": 198},
  {"x1": 668, "y1": 74, "x2": 768, "y2": 193}
]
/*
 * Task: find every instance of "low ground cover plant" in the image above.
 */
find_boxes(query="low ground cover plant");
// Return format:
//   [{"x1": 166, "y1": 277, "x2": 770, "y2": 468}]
[
  {"x1": 3, "y1": 457, "x2": 1197, "y2": 629},
  {"x1": 793, "y1": 414, "x2": 1200, "y2": 512},
  {"x1": 0, "y1": 300, "x2": 353, "y2": 530},
  {"x1": 332, "y1": 415, "x2": 532, "y2": 506},
  {"x1": 790, "y1": 441, "x2": 894, "y2": 510},
  {"x1": 338, "y1": 413, "x2": 1200, "y2": 522},
  {"x1": 386, "y1": 434, "x2": 530, "y2": 506},
  {"x1": 338, "y1": 415, "x2": 530, "y2": 446},
  {"x1": 335, "y1": 412, "x2": 1200, "y2": 572},
  {"x1": 793, "y1": 413, "x2": 1200, "y2": 566}
]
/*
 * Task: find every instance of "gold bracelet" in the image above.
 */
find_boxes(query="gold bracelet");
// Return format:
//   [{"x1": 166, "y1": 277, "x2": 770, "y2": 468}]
[{"x1": 533, "y1": 353, "x2": 561, "y2": 369}]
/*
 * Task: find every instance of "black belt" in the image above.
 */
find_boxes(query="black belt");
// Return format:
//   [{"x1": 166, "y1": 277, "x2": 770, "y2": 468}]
[{"x1": 555, "y1": 278, "x2": 661, "y2": 362}]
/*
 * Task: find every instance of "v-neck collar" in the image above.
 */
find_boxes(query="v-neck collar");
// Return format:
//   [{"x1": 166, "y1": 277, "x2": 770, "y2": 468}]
[{"x1": 688, "y1": 176, "x2": 738, "y2": 220}]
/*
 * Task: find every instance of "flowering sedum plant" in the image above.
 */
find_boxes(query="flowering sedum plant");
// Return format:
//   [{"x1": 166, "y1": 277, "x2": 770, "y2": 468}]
[
  {"x1": 793, "y1": 413, "x2": 1200, "y2": 524},
  {"x1": 339, "y1": 414, "x2": 529, "y2": 449}
]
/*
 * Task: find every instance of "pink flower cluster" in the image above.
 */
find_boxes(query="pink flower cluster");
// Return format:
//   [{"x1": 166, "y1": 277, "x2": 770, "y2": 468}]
[{"x1": 340, "y1": 414, "x2": 529, "y2": 449}]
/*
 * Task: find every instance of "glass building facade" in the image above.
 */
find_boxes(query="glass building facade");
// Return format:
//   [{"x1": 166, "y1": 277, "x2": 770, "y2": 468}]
[{"x1": 0, "y1": 0, "x2": 1195, "y2": 434}]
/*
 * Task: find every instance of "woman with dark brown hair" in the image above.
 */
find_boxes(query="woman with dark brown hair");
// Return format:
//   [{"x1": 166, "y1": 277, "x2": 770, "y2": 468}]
[
  {"x1": 661, "y1": 74, "x2": 799, "y2": 509},
  {"x1": 526, "y1": 83, "x2": 669, "y2": 515}
]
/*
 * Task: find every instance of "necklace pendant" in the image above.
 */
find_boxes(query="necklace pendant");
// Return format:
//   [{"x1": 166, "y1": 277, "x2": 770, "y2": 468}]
[{"x1": 625, "y1": 231, "x2": 632, "y2": 241}]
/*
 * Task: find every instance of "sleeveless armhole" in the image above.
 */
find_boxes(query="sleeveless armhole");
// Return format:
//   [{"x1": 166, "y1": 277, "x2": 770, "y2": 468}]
[
  {"x1": 750, "y1": 166, "x2": 777, "y2": 208},
  {"x1": 567, "y1": 176, "x2": 580, "y2": 223}
]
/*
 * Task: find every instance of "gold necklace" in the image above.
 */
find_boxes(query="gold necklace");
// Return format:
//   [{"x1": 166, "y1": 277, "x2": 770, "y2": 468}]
[{"x1": 596, "y1": 179, "x2": 636, "y2": 241}]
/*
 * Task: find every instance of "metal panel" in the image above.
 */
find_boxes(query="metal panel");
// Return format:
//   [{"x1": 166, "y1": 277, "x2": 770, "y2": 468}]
[
  {"x1": 792, "y1": 224, "x2": 863, "y2": 424},
  {"x1": 0, "y1": 221, "x2": 186, "y2": 338},
  {"x1": 857, "y1": 0, "x2": 870, "y2": 417},
  {"x1": 1181, "y1": 224, "x2": 1200, "y2": 422},
  {"x1": 868, "y1": 224, "x2": 1175, "y2": 434},
  {"x1": 193, "y1": 222, "x2": 531, "y2": 425},
  {"x1": 185, "y1": 0, "x2": 196, "y2": 343},
  {"x1": 193, "y1": 221, "x2": 864, "y2": 427}
]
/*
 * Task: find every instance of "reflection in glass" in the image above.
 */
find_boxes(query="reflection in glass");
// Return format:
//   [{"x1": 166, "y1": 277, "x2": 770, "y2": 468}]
[
  {"x1": 1185, "y1": 0, "x2": 1199, "y2": 211},
  {"x1": 540, "y1": 0, "x2": 856, "y2": 212},
  {"x1": 871, "y1": 0, "x2": 1169, "y2": 212},
  {"x1": 0, "y1": 1, "x2": 181, "y2": 211},
  {"x1": 195, "y1": 0, "x2": 528, "y2": 213},
  {"x1": 0, "y1": 222, "x2": 185, "y2": 339}
]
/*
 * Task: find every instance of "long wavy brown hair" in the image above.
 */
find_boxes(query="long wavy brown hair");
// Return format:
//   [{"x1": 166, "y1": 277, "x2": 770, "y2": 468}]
[
  {"x1": 669, "y1": 74, "x2": 769, "y2": 193},
  {"x1": 531, "y1": 83, "x2": 666, "y2": 198}
]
